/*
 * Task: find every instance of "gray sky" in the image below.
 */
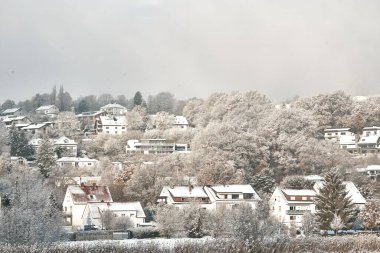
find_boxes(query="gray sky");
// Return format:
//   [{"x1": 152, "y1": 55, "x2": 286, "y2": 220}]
[{"x1": 1, "y1": 0, "x2": 380, "y2": 103}]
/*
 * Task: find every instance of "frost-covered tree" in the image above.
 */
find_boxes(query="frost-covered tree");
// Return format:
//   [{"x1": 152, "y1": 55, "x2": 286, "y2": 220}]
[
  {"x1": 126, "y1": 106, "x2": 149, "y2": 131},
  {"x1": 281, "y1": 175, "x2": 314, "y2": 189},
  {"x1": 330, "y1": 213, "x2": 344, "y2": 234},
  {"x1": 183, "y1": 205, "x2": 206, "y2": 238},
  {"x1": 133, "y1": 91, "x2": 143, "y2": 107},
  {"x1": 301, "y1": 211, "x2": 318, "y2": 236},
  {"x1": 9, "y1": 127, "x2": 34, "y2": 158},
  {"x1": 56, "y1": 112, "x2": 80, "y2": 137},
  {"x1": 36, "y1": 136, "x2": 56, "y2": 178},
  {"x1": 360, "y1": 201, "x2": 380, "y2": 231},
  {"x1": 315, "y1": 170, "x2": 356, "y2": 229},
  {"x1": 154, "y1": 204, "x2": 184, "y2": 238}
]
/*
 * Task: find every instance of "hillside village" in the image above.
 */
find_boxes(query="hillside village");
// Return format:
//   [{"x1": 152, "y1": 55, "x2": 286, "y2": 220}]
[{"x1": 0, "y1": 89, "x2": 380, "y2": 244}]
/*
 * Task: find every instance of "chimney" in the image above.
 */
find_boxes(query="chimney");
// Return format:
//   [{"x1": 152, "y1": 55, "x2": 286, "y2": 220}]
[{"x1": 188, "y1": 183, "x2": 193, "y2": 193}]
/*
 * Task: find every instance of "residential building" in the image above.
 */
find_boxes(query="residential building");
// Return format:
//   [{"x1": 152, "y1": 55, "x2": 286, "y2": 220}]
[
  {"x1": 82, "y1": 202, "x2": 146, "y2": 229},
  {"x1": 357, "y1": 135, "x2": 380, "y2": 153},
  {"x1": 21, "y1": 122, "x2": 55, "y2": 135},
  {"x1": 97, "y1": 116, "x2": 127, "y2": 135},
  {"x1": 54, "y1": 136, "x2": 78, "y2": 157},
  {"x1": 204, "y1": 184, "x2": 261, "y2": 210},
  {"x1": 356, "y1": 165, "x2": 380, "y2": 181},
  {"x1": 3, "y1": 116, "x2": 32, "y2": 127},
  {"x1": 35, "y1": 105, "x2": 59, "y2": 116},
  {"x1": 362, "y1": 126, "x2": 380, "y2": 137},
  {"x1": 76, "y1": 111, "x2": 106, "y2": 131},
  {"x1": 313, "y1": 181, "x2": 366, "y2": 209},
  {"x1": 269, "y1": 188, "x2": 316, "y2": 228},
  {"x1": 157, "y1": 185, "x2": 211, "y2": 208},
  {"x1": 1, "y1": 107, "x2": 22, "y2": 117},
  {"x1": 57, "y1": 157, "x2": 98, "y2": 168},
  {"x1": 339, "y1": 135, "x2": 358, "y2": 150},
  {"x1": 100, "y1": 103, "x2": 127, "y2": 116},
  {"x1": 62, "y1": 184, "x2": 113, "y2": 228},
  {"x1": 126, "y1": 139, "x2": 190, "y2": 154},
  {"x1": 158, "y1": 184, "x2": 261, "y2": 210},
  {"x1": 10, "y1": 156, "x2": 27, "y2": 166},
  {"x1": 324, "y1": 128, "x2": 354, "y2": 141},
  {"x1": 174, "y1": 116, "x2": 189, "y2": 129}
]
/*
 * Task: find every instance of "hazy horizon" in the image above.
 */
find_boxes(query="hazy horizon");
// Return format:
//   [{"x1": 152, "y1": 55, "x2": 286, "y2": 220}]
[{"x1": 1, "y1": 0, "x2": 380, "y2": 103}]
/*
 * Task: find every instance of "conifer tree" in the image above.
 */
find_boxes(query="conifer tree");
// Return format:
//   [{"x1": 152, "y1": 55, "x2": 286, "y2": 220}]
[
  {"x1": 315, "y1": 169, "x2": 356, "y2": 229},
  {"x1": 36, "y1": 136, "x2": 56, "y2": 178},
  {"x1": 9, "y1": 126, "x2": 34, "y2": 158}
]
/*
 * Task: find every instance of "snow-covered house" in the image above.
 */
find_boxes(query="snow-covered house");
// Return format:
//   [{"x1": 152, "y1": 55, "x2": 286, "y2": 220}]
[
  {"x1": 313, "y1": 181, "x2": 366, "y2": 209},
  {"x1": 357, "y1": 135, "x2": 380, "y2": 153},
  {"x1": 35, "y1": 105, "x2": 59, "y2": 116},
  {"x1": 97, "y1": 116, "x2": 127, "y2": 135},
  {"x1": 21, "y1": 122, "x2": 55, "y2": 135},
  {"x1": 356, "y1": 165, "x2": 380, "y2": 180},
  {"x1": 57, "y1": 157, "x2": 98, "y2": 168},
  {"x1": 76, "y1": 111, "x2": 106, "y2": 131},
  {"x1": 204, "y1": 184, "x2": 261, "y2": 210},
  {"x1": 362, "y1": 126, "x2": 380, "y2": 137},
  {"x1": 269, "y1": 188, "x2": 317, "y2": 228},
  {"x1": 62, "y1": 184, "x2": 113, "y2": 228},
  {"x1": 339, "y1": 135, "x2": 358, "y2": 150},
  {"x1": 100, "y1": 103, "x2": 127, "y2": 116},
  {"x1": 126, "y1": 139, "x2": 190, "y2": 155},
  {"x1": 81, "y1": 202, "x2": 146, "y2": 229},
  {"x1": 1, "y1": 107, "x2": 22, "y2": 117},
  {"x1": 3, "y1": 116, "x2": 32, "y2": 126},
  {"x1": 173, "y1": 116, "x2": 189, "y2": 129},
  {"x1": 10, "y1": 156, "x2": 28, "y2": 166},
  {"x1": 324, "y1": 128, "x2": 354, "y2": 141},
  {"x1": 54, "y1": 136, "x2": 78, "y2": 157},
  {"x1": 157, "y1": 185, "x2": 211, "y2": 208}
]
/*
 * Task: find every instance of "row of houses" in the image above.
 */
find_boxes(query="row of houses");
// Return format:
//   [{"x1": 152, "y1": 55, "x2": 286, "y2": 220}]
[
  {"x1": 324, "y1": 126, "x2": 380, "y2": 154},
  {"x1": 158, "y1": 178, "x2": 366, "y2": 229}
]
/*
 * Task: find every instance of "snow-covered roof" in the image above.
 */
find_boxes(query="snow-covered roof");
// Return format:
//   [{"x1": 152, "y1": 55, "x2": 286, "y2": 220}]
[
  {"x1": 57, "y1": 157, "x2": 98, "y2": 163},
  {"x1": 2, "y1": 108, "x2": 20, "y2": 114},
  {"x1": 174, "y1": 116, "x2": 188, "y2": 125},
  {"x1": 36, "y1": 105, "x2": 57, "y2": 111},
  {"x1": 86, "y1": 202, "x2": 146, "y2": 219},
  {"x1": 100, "y1": 103, "x2": 126, "y2": 109},
  {"x1": 358, "y1": 136, "x2": 380, "y2": 145},
  {"x1": 304, "y1": 175, "x2": 324, "y2": 181},
  {"x1": 343, "y1": 181, "x2": 366, "y2": 204},
  {"x1": 76, "y1": 111, "x2": 104, "y2": 117},
  {"x1": 54, "y1": 136, "x2": 77, "y2": 145},
  {"x1": 99, "y1": 116, "x2": 127, "y2": 126},
  {"x1": 161, "y1": 186, "x2": 208, "y2": 198},
  {"x1": 324, "y1": 128, "x2": 351, "y2": 132},
  {"x1": 281, "y1": 189, "x2": 316, "y2": 196},
  {"x1": 3, "y1": 116, "x2": 27, "y2": 123},
  {"x1": 209, "y1": 184, "x2": 256, "y2": 194},
  {"x1": 313, "y1": 181, "x2": 366, "y2": 205},
  {"x1": 67, "y1": 184, "x2": 113, "y2": 204},
  {"x1": 21, "y1": 123, "x2": 49, "y2": 130},
  {"x1": 362, "y1": 126, "x2": 380, "y2": 131},
  {"x1": 367, "y1": 165, "x2": 380, "y2": 171}
]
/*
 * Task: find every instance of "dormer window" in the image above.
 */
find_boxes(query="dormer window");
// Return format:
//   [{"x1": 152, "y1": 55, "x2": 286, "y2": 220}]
[{"x1": 89, "y1": 194, "x2": 96, "y2": 201}]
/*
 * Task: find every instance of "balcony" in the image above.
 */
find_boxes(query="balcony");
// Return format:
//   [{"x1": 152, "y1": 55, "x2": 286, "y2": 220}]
[{"x1": 286, "y1": 209, "x2": 307, "y2": 215}]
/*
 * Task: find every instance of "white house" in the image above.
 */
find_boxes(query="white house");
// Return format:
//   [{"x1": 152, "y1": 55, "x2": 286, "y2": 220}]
[
  {"x1": 204, "y1": 184, "x2": 261, "y2": 210},
  {"x1": 339, "y1": 135, "x2": 358, "y2": 150},
  {"x1": 157, "y1": 185, "x2": 211, "y2": 209},
  {"x1": 57, "y1": 157, "x2": 98, "y2": 168},
  {"x1": 356, "y1": 165, "x2": 380, "y2": 180},
  {"x1": 174, "y1": 116, "x2": 189, "y2": 129},
  {"x1": 62, "y1": 184, "x2": 113, "y2": 228},
  {"x1": 362, "y1": 126, "x2": 380, "y2": 137},
  {"x1": 357, "y1": 135, "x2": 380, "y2": 153},
  {"x1": 54, "y1": 136, "x2": 78, "y2": 157},
  {"x1": 324, "y1": 128, "x2": 354, "y2": 141},
  {"x1": 21, "y1": 122, "x2": 55, "y2": 135},
  {"x1": 100, "y1": 103, "x2": 127, "y2": 116},
  {"x1": 313, "y1": 181, "x2": 366, "y2": 209},
  {"x1": 97, "y1": 116, "x2": 127, "y2": 135},
  {"x1": 126, "y1": 139, "x2": 190, "y2": 155},
  {"x1": 81, "y1": 202, "x2": 146, "y2": 229},
  {"x1": 269, "y1": 188, "x2": 317, "y2": 228},
  {"x1": 3, "y1": 116, "x2": 32, "y2": 126},
  {"x1": 1, "y1": 108, "x2": 22, "y2": 117},
  {"x1": 35, "y1": 105, "x2": 59, "y2": 116}
]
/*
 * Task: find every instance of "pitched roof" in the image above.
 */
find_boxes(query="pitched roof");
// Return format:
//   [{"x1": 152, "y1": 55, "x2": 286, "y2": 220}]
[
  {"x1": 174, "y1": 116, "x2": 188, "y2": 125},
  {"x1": 3, "y1": 116, "x2": 27, "y2": 123},
  {"x1": 85, "y1": 202, "x2": 146, "y2": 219},
  {"x1": 36, "y1": 105, "x2": 57, "y2": 111},
  {"x1": 100, "y1": 103, "x2": 126, "y2": 109},
  {"x1": 57, "y1": 157, "x2": 98, "y2": 163},
  {"x1": 313, "y1": 181, "x2": 366, "y2": 205},
  {"x1": 281, "y1": 189, "x2": 316, "y2": 196},
  {"x1": 21, "y1": 123, "x2": 49, "y2": 130},
  {"x1": 209, "y1": 184, "x2": 256, "y2": 194},
  {"x1": 161, "y1": 186, "x2": 208, "y2": 198},
  {"x1": 324, "y1": 128, "x2": 351, "y2": 132},
  {"x1": 2, "y1": 108, "x2": 21, "y2": 114},
  {"x1": 358, "y1": 135, "x2": 380, "y2": 145},
  {"x1": 67, "y1": 184, "x2": 113, "y2": 204},
  {"x1": 54, "y1": 136, "x2": 77, "y2": 145}
]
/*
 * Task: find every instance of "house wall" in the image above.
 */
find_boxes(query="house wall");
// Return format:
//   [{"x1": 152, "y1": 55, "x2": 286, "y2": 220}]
[{"x1": 102, "y1": 125, "x2": 126, "y2": 135}]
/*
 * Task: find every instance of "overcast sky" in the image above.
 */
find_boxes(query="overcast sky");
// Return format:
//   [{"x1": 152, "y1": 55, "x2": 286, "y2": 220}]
[{"x1": 1, "y1": 0, "x2": 380, "y2": 103}]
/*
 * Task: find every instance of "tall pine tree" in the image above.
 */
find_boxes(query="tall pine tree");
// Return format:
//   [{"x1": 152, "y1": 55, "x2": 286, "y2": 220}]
[
  {"x1": 315, "y1": 169, "x2": 356, "y2": 229},
  {"x1": 36, "y1": 136, "x2": 56, "y2": 178},
  {"x1": 9, "y1": 126, "x2": 34, "y2": 158}
]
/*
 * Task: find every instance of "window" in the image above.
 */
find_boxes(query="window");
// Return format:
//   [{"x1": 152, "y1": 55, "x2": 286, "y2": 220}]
[
  {"x1": 224, "y1": 195, "x2": 228, "y2": 199},
  {"x1": 121, "y1": 214, "x2": 126, "y2": 217},
  {"x1": 243, "y1": 193, "x2": 253, "y2": 199},
  {"x1": 122, "y1": 127, "x2": 125, "y2": 129},
  {"x1": 115, "y1": 127, "x2": 118, "y2": 129},
  {"x1": 231, "y1": 194, "x2": 239, "y2": 199},
  {"x1": 302, "y1": 196, "x2": 307, "y2": 200},
  {"x1": 88, "y1": 163, "x2": 92, "y2": 165},
  {"x1": 130, "y1": 213, "x2": 135, "y2": 218},
  {"x1": 290, "y1": 216, "x2": 296, "y2": 221},
  {"x1": 106, "y1": 127, "x2": 109, "y2": 129},
  {"x1": 278, "y1": 206, "x2": 281, "y2": 211},
  {"x1": 115, "y1": 131, "x2": 118, "y2": 134},
  {"x1": 289, "y1": 206, "x2": 296, "y2": 210},
  {"x1": 341, "y1": 132, "x2": 346, "y2": 135},
  {"x1": 290, "y1": 196, "x2": 295, "y2": 200}
]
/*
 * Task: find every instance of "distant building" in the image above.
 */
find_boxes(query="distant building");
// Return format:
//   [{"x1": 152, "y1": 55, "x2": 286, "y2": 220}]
[
  {"x1": 35, "y1": 105, "x2": 59, "y2": 116},
  {"x1": 362, "y1": 126, "x2": 380, "y2": 137},
  {"x1": 57, "y1": 157, "x2": 98, "y2": 168},
  {"x1": 97, "y1": 116, "x2": 127, "y2": 135},
  {"x1": 339, "y1": 135, "x2": 358, "y2": 150},
  {"x1": 3, "y1": 116, "x2": 32, "y2": 127},
  {"x1": 357, "y1": 135, "x2": 380, "y2": 154},
  {"x1": 100, "y1": 103, "x2": 127, "y2": 116},
  {"x1": 126, "y1": 139, "x2": 190, "y2": 154},
  {"x1": 173, "y1": 116, "x2": 189, "y2": 129},
  {"x1": 54, "y1": 136, "x2": 78, "y2": 157},
  {"x1": 324, "y1": 128, "x2": 354, "y2": 141},
  {"x1": 157, "y1": 185, "x2": 210, "y2": 208},
  {"x1": 76, "y1": 111, "x2": 106, "y2": 131},
  {"x1": 21, "y1": 122, "x2": 55, "y2": 135},
  {"x1": 1, "y1": 108, "x2": 22, "y2": 117}
]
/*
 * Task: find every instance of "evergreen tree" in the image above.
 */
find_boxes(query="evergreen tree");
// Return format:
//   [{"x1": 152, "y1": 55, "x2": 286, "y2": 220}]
[
  {"x1": 9, "y1": 127, "x2": 34, "y2": 158},
  {"x1": 50, "y1": 85, "x2": 57, "y2": 105},
  {"x1": 133, "y1": 91, "x2": 143, "y2": 107},
  {"x1": 36, "y1": 136, "x2": 56, "y2": 178},
  {"x1": 315, "y1": 169, "x2": 356, "y2": 229}
]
